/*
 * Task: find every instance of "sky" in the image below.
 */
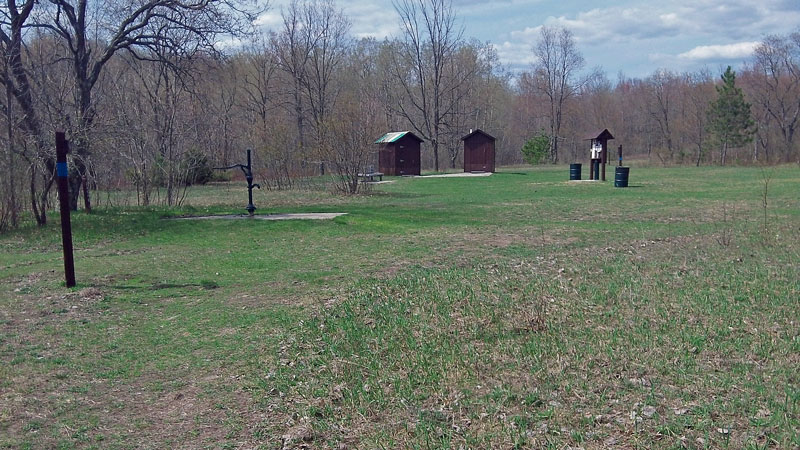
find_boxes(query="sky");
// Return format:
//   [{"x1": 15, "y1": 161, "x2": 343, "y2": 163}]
[{"x1": 255, "y1": 0, "x2": 800, "y2": 79}]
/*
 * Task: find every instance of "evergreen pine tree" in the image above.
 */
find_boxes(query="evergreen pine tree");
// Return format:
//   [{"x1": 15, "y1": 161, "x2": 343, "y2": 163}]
[{"x1": 707, "y1": 66, "x2": 755, "y2": 165}]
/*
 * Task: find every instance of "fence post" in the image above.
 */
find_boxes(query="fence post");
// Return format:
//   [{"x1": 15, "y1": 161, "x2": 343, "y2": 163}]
[{"x1": 56, "y1": 131, "x2": 76, "y2": 288}]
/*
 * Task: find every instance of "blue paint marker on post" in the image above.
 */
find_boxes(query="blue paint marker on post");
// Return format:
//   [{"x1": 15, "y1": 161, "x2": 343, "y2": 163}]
[
  {"x1": 56, "y1": 132, "x2": 76, "y2": 288},
  {"x1": 57, "y1": 161, "x2": 68, "y2": 177}
]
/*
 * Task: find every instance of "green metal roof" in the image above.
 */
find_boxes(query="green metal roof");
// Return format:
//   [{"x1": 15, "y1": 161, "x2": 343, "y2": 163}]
[
  {"x1": 374, "y1": 131, "x2": 407, "y2": 143},
  {"x1": 374, "y1": 131, "x2": 423, "y2": 144}
]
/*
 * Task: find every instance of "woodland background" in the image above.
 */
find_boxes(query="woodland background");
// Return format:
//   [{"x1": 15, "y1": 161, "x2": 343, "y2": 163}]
[{"x1": 1, "y1": 0, "x2": 798, "y2": 230}]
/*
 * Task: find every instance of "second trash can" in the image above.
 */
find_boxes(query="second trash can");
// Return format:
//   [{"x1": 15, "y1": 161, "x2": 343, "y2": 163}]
[
  {"x1": 614, "y1": 166, "x2": 630, "y2": 187},
  {"x1": 569, "y1": 163, "x2": 581, "y2": 180}
]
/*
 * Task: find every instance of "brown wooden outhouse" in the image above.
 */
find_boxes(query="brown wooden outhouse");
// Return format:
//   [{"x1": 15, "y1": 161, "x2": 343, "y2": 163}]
[
  {"x1": 462, "y1": 129, "x2": 496, "y2": 173},
  {"x1": 374, "y1": 131, "x2": 423, "y2": 176}
]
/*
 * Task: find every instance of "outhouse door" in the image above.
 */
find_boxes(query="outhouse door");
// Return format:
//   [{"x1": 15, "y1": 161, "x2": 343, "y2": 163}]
[
  {"x1": 397, "y1": 145, "x2": 407, "y2": 175},
  {"x1": 397, "y1": 145, "x2": 417, "y2": 175}
]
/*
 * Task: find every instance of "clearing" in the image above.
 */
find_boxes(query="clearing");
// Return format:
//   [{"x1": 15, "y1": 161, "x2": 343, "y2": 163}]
[{"x1": 1, "y1": 165, "x2": 798, "y2": 448}]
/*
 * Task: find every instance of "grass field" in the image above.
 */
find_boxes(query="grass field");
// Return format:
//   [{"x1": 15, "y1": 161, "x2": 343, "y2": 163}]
[{"x1": 1, "y1": 165, "x2": 798, "y2": 449}]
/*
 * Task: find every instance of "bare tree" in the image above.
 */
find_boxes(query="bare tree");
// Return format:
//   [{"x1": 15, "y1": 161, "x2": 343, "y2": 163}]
[
  {"x1": 581, "y1": 73, "x2": 615, "y2": 130},
  {"x1": 324, "y1": 93, "x2": 382, "y2": 193},
  {"x1": 270, "y1": 0, "x2": 348, "y2": 177},
  {"x1": 240, "y1": 39, "x2": 280, "y2": 133},
  {"x1": 0, "y1": 0, "x2": 57, "y2": 225},
  {"x1": 321, "y1": 37, "x2": 383, "y2": 193},
  {"x1": 208, "y1": 63, "x2": 242, "y2": 167},
  {"x1": 684, "y1": 71, "x2": 714, "y2": 166},
  {"x1": 390, "y1": 0, "x2": 467, "y2": 172},
  {"x1": 238, "y1": 40, "x2": 301, "y2": 189},
  {"x1": 751, "y1": 32, "x2": 800, "y2": 162},
  {"x1": 238, "y1": 39, "x2": 291, "y2": 187},
  {"x1": 133, "y1": 50, "x2": 200, "y2": 205},
  {"x1": 2, "y1": 32, "x2": 19, "y2": 228},
  {"x1": 30, "y1": 0, "x2": 262, "y2": 211},
  {"x1": 105, "y1": 58, "x2": 155, "y2": 206},
  {"x1": 272, "y1": 0, "x2": 316, "y2": 158},
  {"x1": 439, "y1": 42, "x2": 493, "y2": 169},
  {"x1": 645, "y1": 70, "x2": 679, "y2": 163},
  {"x1": 529, "y1": 26, "x2": 595, "y2": 163},
  {"x1": 303, "y1": 0, "x2": 350, "y2": 176},
  {"x1": 303, "y1": 0, "x2": 349, "y2": 132}
]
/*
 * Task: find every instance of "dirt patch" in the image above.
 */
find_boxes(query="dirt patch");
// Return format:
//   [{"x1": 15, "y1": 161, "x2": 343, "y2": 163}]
[
  {"x1": 116, "y1": 373, "x2": 261, "y2": 447},
  {"x1": 0, "y1": 282, "x2": 264, "y2": 447}
]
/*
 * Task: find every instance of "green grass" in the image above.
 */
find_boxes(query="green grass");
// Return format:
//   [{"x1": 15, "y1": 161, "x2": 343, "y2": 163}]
[{"x1": 1, "y1": 165, "x2": 799, "y2": 448}]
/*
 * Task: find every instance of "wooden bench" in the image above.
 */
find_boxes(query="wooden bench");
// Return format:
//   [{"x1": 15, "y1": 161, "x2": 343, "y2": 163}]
[{"x1": 358, "y1": 172, "x2": 384, "y2": 182}]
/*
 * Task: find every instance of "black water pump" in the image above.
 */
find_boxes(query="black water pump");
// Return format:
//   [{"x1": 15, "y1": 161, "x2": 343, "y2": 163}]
[{"x1": 214, "y1": 149, "x2": 260, "y2": 215}]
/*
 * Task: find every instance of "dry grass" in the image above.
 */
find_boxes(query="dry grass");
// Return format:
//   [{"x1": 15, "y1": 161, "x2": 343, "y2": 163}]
[{"x1": 1, "y1": 165, "x2": 798, "y2": 448}]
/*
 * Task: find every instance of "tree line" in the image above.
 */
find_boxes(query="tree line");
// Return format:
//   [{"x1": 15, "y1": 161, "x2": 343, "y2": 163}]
[{"x1": 1, "y1": 0, "x2": 798, "y2": 230}]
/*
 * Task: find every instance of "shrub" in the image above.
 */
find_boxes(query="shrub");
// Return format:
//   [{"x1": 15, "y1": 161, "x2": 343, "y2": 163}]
[
  {"x1": 181, "y1": 150, "x2": 214, "y2": 186},
  {"x1": 521, "y1": 133, "x2": 550, "y2": 165}
]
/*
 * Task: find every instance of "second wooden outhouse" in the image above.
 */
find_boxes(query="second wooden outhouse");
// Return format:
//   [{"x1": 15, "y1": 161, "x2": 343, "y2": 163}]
[{"x1": 462, "y1": 129, "x2": 496, "y2": 173}]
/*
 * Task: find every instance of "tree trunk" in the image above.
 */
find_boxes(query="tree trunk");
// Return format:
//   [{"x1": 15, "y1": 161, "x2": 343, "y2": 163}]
[
  {"x1": 549, "y1": 134, "x2": 558, "y2": 164},
  {"x1": 721, "y1": 140, "x2": 728, "y2": 166},
  {"x1": 783, "y1": 127, "x2": 795, "y2": 163},
  {"x1": 431, "y1": 139, "x2": 439, "y2": 172},
  {"x1": 7, "y1": 142, "x2": 17, "y2": 228},
  {"x1": 550, "y1": 104, "x2": 562, "y2": 163},
  {"x1": 433, "y1": 99, "x2": 440, "y2": 172},
  {"x1": 5, "y1": 77, "x2": 18, "y2": 227},
  {"x1": 695, "y1": 143, "x2": 702, "y2": 167},
  {"x1": 753, "y1": 136, "x2": 758, "y2": 163},
  {"x1": 29, "y1": 164, "x2": 47, "y2": 226},
  {"x1": 68, "y1": 2, "x2": 94, "y2": 212},
  {"x1": 3, "y1": 3, "x2": 55, "y2": 223},
  {"x1": 69, "y1": 86, "x2": 94, "y2": 211},
  {"x1": 68, "y1": 156, "x2": 89, "y2": 211},
  {"x1": 82, "y1": 175, "x2": 91, "y2": 209},
  {"x1": 295, "y1": 78, "x2": 305, "y2": 151}
]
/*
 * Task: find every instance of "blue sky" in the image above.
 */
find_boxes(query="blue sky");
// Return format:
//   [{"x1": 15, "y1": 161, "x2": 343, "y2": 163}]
[{"x1": 256, "y1": 0, "x2": 800, "y2": 78}]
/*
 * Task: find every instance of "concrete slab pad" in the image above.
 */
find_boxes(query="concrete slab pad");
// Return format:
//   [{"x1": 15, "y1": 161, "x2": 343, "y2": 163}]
[
  {"x1": 172, "y1": 213, "x2": 347, "y2": 221},
  {"x1": 416, "y1": 172, "x2": 493, "y2": 178}
]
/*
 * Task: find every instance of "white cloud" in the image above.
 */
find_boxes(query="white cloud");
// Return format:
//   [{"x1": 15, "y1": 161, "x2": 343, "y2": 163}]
[
  {"x1": 459, "y1": 0, "x2": 547, "y2": 16},
  {"x1": 678, "y1": 41, "x2": 759, "y2": 60},
  {"x1": 494, "y1": 40, "x2": 536, "y2": 68},
  {"x1": 243, "y1": 0, "x2": 799, "y2": 77},
  {"x1": 537, "y1": 7, "x2": 684, "y2": 44},
  {"x1": 215, "y1": 37, "x2": 244, "y2": 50},
  {"x1": 254, "y1": 12, "x2": 282, "y2": 30},
  {"x1": 509, "y1": 26, "x2": 541, "y2": 41},
  {"x1": 500, "y1": 0, "x2": 800, "y2": 49},
  {"x1": 493, "y1": 0, "x2": 800, "y2": 75},
  {"x1": 342, "y1": 2, "x2": 399, "y2": 39},
  {"x1": 261, "y1": 0, "x2": 398, "y2": 39}
]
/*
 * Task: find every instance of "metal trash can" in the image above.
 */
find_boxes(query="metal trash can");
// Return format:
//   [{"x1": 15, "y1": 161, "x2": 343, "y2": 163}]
[
  {"x1": 569, "y1": 163, "x2": 581, "y2": 180},
  {"x1": 614, "y1": 166, "x2": 629, "y2": 187}
]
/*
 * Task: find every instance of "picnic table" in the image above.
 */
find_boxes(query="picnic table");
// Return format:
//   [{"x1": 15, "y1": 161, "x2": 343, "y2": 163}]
[{"x1": 358, "y1": 171, "x2": 384, "y2": 182}]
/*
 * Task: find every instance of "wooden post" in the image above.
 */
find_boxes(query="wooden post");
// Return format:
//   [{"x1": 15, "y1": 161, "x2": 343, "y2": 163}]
[
  {"x1": 618, "y1": 145, "x2": 623, "y2": 166},
  {"x1": 601, "y1": 140, "x2": 607, "y2": 181},
  {"x1": 56, "y1": 132, "x2": 76, "y2": 288}
]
